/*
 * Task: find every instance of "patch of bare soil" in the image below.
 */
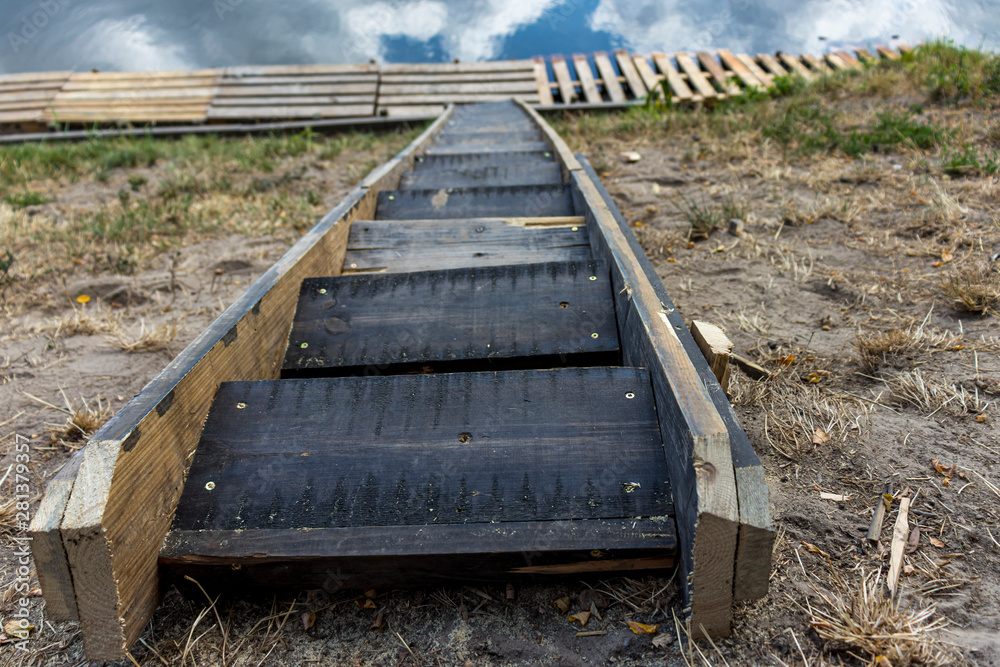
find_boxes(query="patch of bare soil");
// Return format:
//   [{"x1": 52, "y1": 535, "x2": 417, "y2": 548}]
[{"x1": 3, "y1": 114, "x2": 999, "y2": 666}]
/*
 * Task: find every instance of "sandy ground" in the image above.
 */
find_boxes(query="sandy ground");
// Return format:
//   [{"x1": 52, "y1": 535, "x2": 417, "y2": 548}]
[{"x1": 2, "y1": 113, "x2": 999, "y2": 666}]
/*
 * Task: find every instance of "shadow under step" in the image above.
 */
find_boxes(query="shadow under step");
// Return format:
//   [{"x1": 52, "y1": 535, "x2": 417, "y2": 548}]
[
  {"x1": 282, "y1": 259, "x2": 618, "y2": 378},
  {"x1": 398, "y1": 162, "x2": 563, "y2": 189},
  {"x1": 375, "y1": 184, "x2": 573, "y2": 219}
]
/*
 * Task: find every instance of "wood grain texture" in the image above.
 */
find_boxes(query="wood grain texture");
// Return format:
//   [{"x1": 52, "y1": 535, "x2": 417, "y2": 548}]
[
  {"x1": 593, "y1": 52, "x2": 626, "y2": 102},
  {"x1": 652, "y1": 53, "x2": 696, "y2": 101},
  {"x1": 27, "y1": 454, "x2": 82, "y2": 621},
  {"x1": 675, "y1": 53, "x2": 719, "y2": 100},
  {"x1": 690, "y1": 321, "x2": 733, "y2": 394},
  {"x1": 779, "y1": 53, "x2": 814, "y2": 80},
  {"x1": 282, "y1": 260, "x2": 619, "y2": 376},
  {"x1": 756, "y1": 54, "x2": 788, "y2": 76},
  {"x1": 696, "y1": 52, "x2": 740, "y2": 95},
  {"x1": 342, "y1": 218, "x2": 590, "y2": 273},
  {"x1": 632, "y1": 55, "x2": 663, "y2": 96},
  {"x1": 533, "y1": 57, "x2": 555, "y2": 105},
  {"x1": 550, "y1": 55, "x2": 577, "y2": 104},
  {"x1": 433, "y1": 129, "x2": 543, "y2": 145},
  {"x1": 736, "y1": 53, "x2": 773, "y2": 88},
  {"x1": 514, "y1": 98, "x2": 582, "y2": 174},
  {"x1": 800, "y1": 53, "x2": 831, "y2": 74},
  {"x1": 375, "y1": 185, "x2": 575, "y2": 220},
  {"x1": 53, "y1": 112, "x2": 450, "y2": 662},
  {"x1": 422, "y1": 141, "x2": 551, "y2": 156},
  {"x1": 835, "y1": 50, "x2": 863, "y2": 69},
  {"x1": 173, "y1": 367, "x2": 668, "y2": 531},
  {"x1": 412, "y1": 150, "x2": 554, "y2": 171},
  {"x1": 824, "y1": 53, "x2": 850, "y2": 71},
  {"x1": 398, "y1": 162, "x2": 562, "y2": 189},
  {"x1": 572, "y1": 54, "x2": 602, "y2": 103},
  {"x1": 717, "y1": 50, "x2": 761, "y2": 89},
  {"x1": 615, "y1": 49, "x2": 647, "y2": 98}
]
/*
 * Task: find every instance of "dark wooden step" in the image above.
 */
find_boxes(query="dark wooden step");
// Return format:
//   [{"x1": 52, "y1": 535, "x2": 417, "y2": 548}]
[
  {"x1": 343, "y1": 218, "x2": 591, "y2": 273},
  {"x1": 163, "y1": 366, "x2": 676, "y2": 590},
  {"x1": 282, "y1": 259, "x2": 618, "y2": 377},
  {"x1": 398, "y1": 162, "x2": 563, "y2": 189},
  {"x1": 375, "y1": 184, "x2": 574, "y2": 219},
  {"x1": 423, "y1": 141, "x2": 550, "y2": 156},
  {"x1": 433, "y1": 129, "x2": 544, "y2": 145},
  {"x1": 413, "y1": 151, "x2": 554, "y2": 171}
]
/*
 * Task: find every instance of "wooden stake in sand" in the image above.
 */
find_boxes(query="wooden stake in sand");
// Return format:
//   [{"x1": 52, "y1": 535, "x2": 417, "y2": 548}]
[{"x1": 887, "y1": 497, "x2": 911, "y2": 595}]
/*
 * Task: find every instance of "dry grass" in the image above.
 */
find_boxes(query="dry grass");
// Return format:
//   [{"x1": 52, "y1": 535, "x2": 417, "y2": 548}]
[
  {"x1": 105, "y1": 319, "x2": 177, "y2": 353},
  {"x1": 44, "y1": 396, "x2": 114, "y2": 448},
  {"x1": 854, "y1": 315, "x2": 957, "y2": 372},
  {"x1": 884, "y1": 369, "x2": 990, "y2": 416},
  {"x1": 941, "y1": 262, "x2": 1000, "y2": 315},
  {"x1": 804, "y1": 569, "x2": 962, "y2": 666}
]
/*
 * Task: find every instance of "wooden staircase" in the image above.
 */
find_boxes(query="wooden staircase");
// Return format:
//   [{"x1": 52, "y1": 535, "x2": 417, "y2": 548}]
[{"x1": 30, "y1": 100, "x2": 773, "y2": 661}]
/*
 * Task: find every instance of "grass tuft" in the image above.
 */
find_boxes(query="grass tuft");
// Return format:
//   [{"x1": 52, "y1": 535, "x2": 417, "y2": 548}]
[{"x1": 941, "y1": 262, "x2": 1000, "y2": 315}]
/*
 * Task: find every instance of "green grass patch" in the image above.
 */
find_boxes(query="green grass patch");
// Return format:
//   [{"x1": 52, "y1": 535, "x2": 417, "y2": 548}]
[
  {"x1": 941, "y1": 143, "x2": 1000, "y2": 176},
  {"x1": 3, "y1": 191, "x2": 51, "y2": 207}
]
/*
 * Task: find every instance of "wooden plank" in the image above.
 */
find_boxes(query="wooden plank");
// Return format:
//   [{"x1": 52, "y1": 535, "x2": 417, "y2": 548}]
[
  {"x1": 216, "y1": 83, "x2": 375, "y2": 96},
  {"x1": 571, "y1": 167, "x2": 737, "y2": 637},
  {"x1": 897, "y1": 44, "x2": 913, "y2": 54},
  {"x1": 0, "y1": 109, "x2": 43, "y2": 123},
  {"x1": 381, "y1": 72, "x2": 533, "y2": 84},
  {"x1": 550, "y1": 55, "x2": 577, "y2": 104},
  {"x1": 514, "y1": 98, "x2": 582, "y2": 173},
  {"x1": 379, "y1": 81, "x2": 538, "y2": 95},
  {"x1": 756, "y1": 53, "x2": 788, "y2": 77},
  {"x1": 690, "y1": 321, "x2": 733, "y2": 394},
  {"x1": 533, "y1": 57, "x2": 554, "y2": 105},
  {"x1": 50, "y1": 110, "x2": 454, "y2": 662},
  {"x1": 68, "y1": 68, "x2": 220, "y2": 81},
  {"x1": 572, "y1": 54, "x2": 602, "y2": 103},
  {"x1": 162, "y1": 520, "x2": 674, "y2": 590},
  {"x1": 434, "y1": 129, "x2": 543, "y2": 146},
  {"x1": 44, "y1": 109, "x2": 210, "y2": 123},
  {"x1": 283, "y1": 261, "x2": 618, "y2": 377},
  {"x1": 399, "y1": 162, "x2": 562, "y2": 189},
  {"x1": 206, "y1": 104, "x2": 375, "y2": 120},
  {"x1": 0, "y1": 70, "x2": 72, "y2": 84},
  {"x1": 697, "y1": 52, "x2": 739, "y2": 95},
  {"x1": 379, "y1": 105, "x2": 447, "y2": 118},
  {"x1": 615, "y1": 49, "x2": 647, "y2": 98},
  {"x1": 220, "y1": 74, "x2": 379, "y2": 86},
  {"x1": 377, "y1": 93, "x2": 539, "y2": 105},
  {"x1": 855, "y1": 48, "x2": 877, "y2": 64},
  {"x1": 60, "y1": 77, "x2": 219, "y2": 92},
  {"x1": 224, "y1": 64, "x2": 376, "y2": 76},
  {"x1": 343, "y1": 218, "x2": 589, "y2": 273},
  {"x1": 825, "y1": 53, "x2": 850, "y2": 71},
  {"x1": 570, "y1": 154, "x2": 772, "y2": 622},
  {"x1": 735, "y1": 53, "x2": 773, "y2": 88},
  {"x1": 210, "y1": 96, "x2": 375, "y2": 107},
  {"x1": 652, "y1": 53, "x2": 696, "y2": 101},
  {"x1": 413, "y1": 151, "x2": 554, "y2": 170},
  {"x1": 835, "y1": 50, "x2": 863, "y2": 69},
  {"x1": 876, "y1": 46, "x2": 900, "y2": 60},
  {"x1": 383, "y1": 61, "x2": 534, "y2": 74},
  {"x1": 28, "y1": 454, "x2": 83, "y2": 621},
  {"x1": 632, "y1": 55, "x2": 662, "y2": 95},
  {"x1": 718, "y1": 50, "x2": 762, "y2": 89},
  {"x1": 422, "y1": 141, "x2": 550, "y2": 156},
  {"x1": 801, "y1": 53, "x2": 831, "y2": 74},
  {"x1": 0, "y1": 89, "x2": 60, "y2": 103},
  {"x1": 173, "y1": 367, "x2": 666, "y2": 532},
  {"x1": 0, "y1": 81, "x2": 67, "y2": 93},
  {"x1": 778, "y1": 53, "x2": 813, "y2": 80},
  {"x1": 675, "y1": 53, "x2": 719, "y2": 100},
  {"x1": 375, "y1": 184, "x2": 574, "y2": 220},
  {"x1": 593, "y1": 51, "x2": 626, "y2": 102},
  {"x1": 54, "y1": 88, "x2": 217, "y2": 101}
]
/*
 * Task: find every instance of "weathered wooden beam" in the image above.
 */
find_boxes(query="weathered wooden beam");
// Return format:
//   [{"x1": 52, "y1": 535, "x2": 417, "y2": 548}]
[{"x1": 690, "y1": 321, "x2": 733, "y2": 394}]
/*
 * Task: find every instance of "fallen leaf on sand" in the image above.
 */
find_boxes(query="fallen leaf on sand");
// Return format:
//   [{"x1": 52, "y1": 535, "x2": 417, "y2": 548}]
[
  {"x1": 369, "y1": 611, "x2": 384, "y2": 631},
  {"x1": 801, "y1": 541, "x2": 831, "y2": 559},
  {"x1": 652, "y1": 633, "x2": 675, "y2": 648},
  {"x1": 3, "y1": 619, "x2": 33, "y2": 637},
  {"x1": 930, "y1": 536, "x2": 946, "y2": 548},
  {"x1": 568, "y1": 611, "x2": 591, "y2": 627},
  {"x1": 626, "y1": 620, "x2": 658, "y2": 635},
  {"x1": 553, "y1": 597, "x2": 571, "y2": 614},
  {"x1": 906, "y1": 527, "x2": 920, "y2": 554},
  {"x1": 302, "y1": 611, "x2": 316, "y2": 631},
  {"x1": 813, "y1": 428, "x2": 830, "y2": 445},
  {"x1": 931, "y1": 458, "x2": 955, "y2": 478},
  {"x1": 903, "y1": 564, "x2": 916, "y2": 575},
  {"x1": 941, "y1": 249, "x2": 954, "y2": 263}
]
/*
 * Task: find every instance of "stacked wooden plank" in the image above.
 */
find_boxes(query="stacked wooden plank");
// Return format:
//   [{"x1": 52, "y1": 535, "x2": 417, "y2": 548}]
[
  {"x1": 377, "y1": 61, "x2": 540, "y2": 117},
  {"x1": 0, "y1": 71, "x2": 71, "y2": 131},
  {"x1": 46, "y1": 69, "x2": 221, "y2": 125},
  {"x1": 0, "y1": 46, "x2": 908, "y2": 133},
  {"x1": 208, "y1": 64, "x2": 377, "y2": 121}
]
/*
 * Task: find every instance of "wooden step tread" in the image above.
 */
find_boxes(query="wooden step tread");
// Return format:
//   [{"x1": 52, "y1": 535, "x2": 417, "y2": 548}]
[
  {"x1": 375, "y1": 184, "x2": 574, "y2": 219},
  {"x1": 413, "y1": 151, "x2": 554, "y2": 171},
  {"x1": 282, "y1": 259, "x2": 617, "y2": 377},
  {"x1": 343, "y1": 218, "x2": 590, "y2": 273},
  {"x1": 423, "y1": 141, "x2": 551, "y2": 156},
  {"x1": 398, "y1": 162, "x2": 563, "y2": 189},
  {"x1": 172, "y1": 366, "x2": 671, "y2": 531},
  {"x1": 433, "y1": 129, "x2": 544, "y2": 146}
]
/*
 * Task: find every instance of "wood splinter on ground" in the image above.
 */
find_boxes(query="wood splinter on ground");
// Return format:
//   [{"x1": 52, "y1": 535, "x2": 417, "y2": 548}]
[
  {"x1": 887, "y1": 496, "x2": 911, "y2": 595},
  {"x1": 690, "y1": 320, "x2": 733, "y2": 393}
]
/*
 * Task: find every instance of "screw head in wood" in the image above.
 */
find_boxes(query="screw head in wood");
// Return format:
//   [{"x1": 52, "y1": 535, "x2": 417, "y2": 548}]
[
  {"x1": 589, "y1": 276, "x2": 597, "y2": 281},
  {"x1": 300, "y1": 342, "x2": 308, "y2": 348},
  {"x1": 591, "y1": 333, "x2": 599, "y2": 338},
  {"x1": 476, "y1": 226, "x2": 485, "y2": 232},
  {"x1": 236, "y1": 402, "x2": 246, "y2": 409},
  {"x1": 388, "y1": 195, "x2": 395, "y2": 200},
  {"x1": 318, "y1": 288, "x2": 327, "y2": 294},
  {"x1": 625, "y1": 392, "x2": 635, "y2": 399},
  {"x1": 205, "y1": 481, "x2": 216, "y2": 491},
  {"x1": 571, "y1": 226, "x2": 578, "y2": 231}
]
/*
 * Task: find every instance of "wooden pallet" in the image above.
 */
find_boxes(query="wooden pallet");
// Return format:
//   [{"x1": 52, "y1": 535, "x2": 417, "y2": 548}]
[
  {"x1": 30, "y1": 99, "x2": 775, "y2": 661},
  {"x1": 1, "y1": 46, "x2": 909, "y2": 132}
]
